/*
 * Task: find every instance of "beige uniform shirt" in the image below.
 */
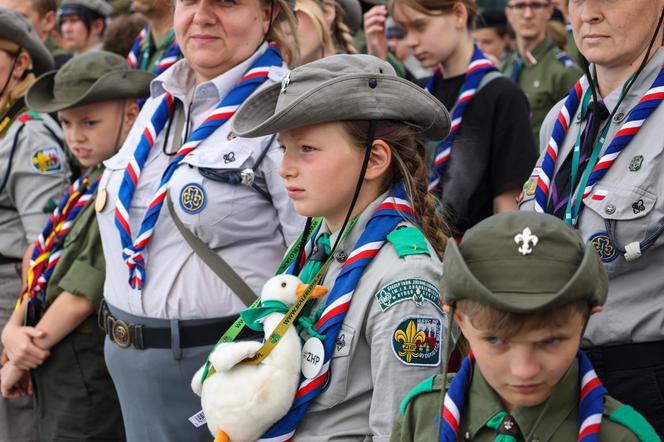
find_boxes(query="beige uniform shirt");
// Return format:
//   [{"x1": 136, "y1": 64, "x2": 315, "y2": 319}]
[
  {"x1": 0, "y1": 111, "x2": 69, "y2": 257},
  {"x1": 295, "y1": 194, "x2": 449, "y2": 441},
  {"x1": 520, "y1": 47, "x2": 664, "y2": 346},
  {"x1": 97, "y1": 44, "x2": 304, "y2": 319}
]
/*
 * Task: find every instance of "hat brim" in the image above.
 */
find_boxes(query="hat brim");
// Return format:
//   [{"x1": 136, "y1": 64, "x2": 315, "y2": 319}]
[
  {"x1": 0, "y1": 25, "x2": 53, "y2": 76},
  {"x1": 441, "y1": 239, "x2": 608, "y2": 314},
  {"x1": 232, "y1": 74, "x2": 450, "y2": 140},
  {"x1": 26, "y1": 69, "x2": 155, "y2": 113}
]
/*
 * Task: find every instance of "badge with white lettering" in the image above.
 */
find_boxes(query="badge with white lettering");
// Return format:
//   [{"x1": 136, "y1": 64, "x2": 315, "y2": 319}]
[
  {"x1": 301, "y1": 337, "x2": 325, "y2": 379},
  {"x1": 179, "y1": 183, "x2": 207, "y2": 215},
  {"x1": 31, "y1": 147, "x2": 62, "y2": 173},
  {"x1": 391, "y1": 316, "x2": 441, "y2": 367},
  {"x1": 375, "y1": 279, "x2": 442, "y2": 313}
]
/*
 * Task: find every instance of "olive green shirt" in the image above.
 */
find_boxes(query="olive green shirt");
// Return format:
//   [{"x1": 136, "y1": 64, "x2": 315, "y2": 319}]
[
  {"x1": 501, "y1": 37, "x2": 583, "y2": 145},
  {"x1": 44, "y1": 166, "x2": 105, "y2": 332},
  {"x1": 138, "y1": 28, "x2": 179, "y2": 74},
  {"x1": 392, "y1": 360, "x2": 660, "y2": 442}
]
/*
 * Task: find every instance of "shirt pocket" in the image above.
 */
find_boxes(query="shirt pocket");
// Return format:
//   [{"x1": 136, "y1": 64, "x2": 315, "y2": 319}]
[
  {"x1": 169, "y1": 138, "x2": 255, "y2": 227},
  {"x1": 582, "y1": 183, "x2": 658, "y2": 275},
  {"x1": 313, "y1": 323, "x2": 356, "y2": 410}
]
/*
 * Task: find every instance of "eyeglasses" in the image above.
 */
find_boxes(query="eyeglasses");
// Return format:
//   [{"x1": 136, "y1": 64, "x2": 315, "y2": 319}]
[{"x1": 506, "y1": 2, "x2": 551, "y2": 12}]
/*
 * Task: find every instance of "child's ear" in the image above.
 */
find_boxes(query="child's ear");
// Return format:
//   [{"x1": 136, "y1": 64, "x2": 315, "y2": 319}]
[
  {"x1": 364, "y1": 139, "x2": 391, "y2": 182},
  {"x1": 123, "y1": 102, "x2": 140, "y2": 128},
  {"x1": 590, "y1": 305, "x2": 603, "y2": 315}
]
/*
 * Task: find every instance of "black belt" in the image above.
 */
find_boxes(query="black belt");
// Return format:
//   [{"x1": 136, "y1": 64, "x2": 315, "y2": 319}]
[
  {"x1": 99, "y1": 301, "x2": 260, "y2": 350},
  {"x1": 0, "y1": 254, "x2": 21, "y2": 265},
  {"x1": 583, "y1": 340, "x2": 664, "y2": 371}
]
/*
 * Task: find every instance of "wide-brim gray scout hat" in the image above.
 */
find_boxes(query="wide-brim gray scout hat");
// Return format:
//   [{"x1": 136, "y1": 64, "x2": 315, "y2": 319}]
[
  {"x1": 60, "y1": 0, "x2": 114, "y2": 17},
  {"x1": 232, "y1": 54, "x2": 450, "y2": 139},
  {"x1": 26, "y1": 51, "x2": 154, "y2": 113},
  {"x1": 0, "y1": 8, "x2": 54, "y2": 76},
  {"x1": 442, "y1": 211, "x2": 608, "y2": 313}
]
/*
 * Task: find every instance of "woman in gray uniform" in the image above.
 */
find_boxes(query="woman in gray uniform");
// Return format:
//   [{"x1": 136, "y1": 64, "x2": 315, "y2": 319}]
[
  {"x1": 0, "y1": 8, "x2": 68, "y2": 442},
  {"x1": 519, "y1": 0, "x2": 664, "y2": 434}
]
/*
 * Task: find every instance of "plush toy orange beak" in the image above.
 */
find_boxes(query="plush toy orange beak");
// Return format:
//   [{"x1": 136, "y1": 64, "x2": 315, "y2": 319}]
[{"x1": 296, "y1": 283, "x2": 328, "y2": 299}]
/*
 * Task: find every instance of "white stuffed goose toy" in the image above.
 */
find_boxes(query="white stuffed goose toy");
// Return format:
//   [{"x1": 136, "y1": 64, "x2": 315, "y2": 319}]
[{"x1": 191, "y1": 274, "x2": 327, "y2": 442}]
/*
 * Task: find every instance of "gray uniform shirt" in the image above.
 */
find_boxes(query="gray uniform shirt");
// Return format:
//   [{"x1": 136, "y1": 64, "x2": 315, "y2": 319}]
[
  {"x1": 98, "y1": 44, "x2": 304, "y2": 319},
  {"x1": 0, "y1": 111, "x2": 69, "y2": 257},
  {"x1": 294, "y1": 194, "x2": 448, "y2": 441},
  {"x1": 520, "y1": 47, "x2": 664, "y2": 346}
]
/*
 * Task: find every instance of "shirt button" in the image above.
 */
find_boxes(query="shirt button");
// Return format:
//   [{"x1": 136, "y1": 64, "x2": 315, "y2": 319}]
[
  {"x1": 613, "y1": 111, "x2": 626, "y2": 123},
  {"x1": 605, "y1": 203, "x2": 617, "y2": 215},
  {"x1": 335, "y1": 251, "x2": 347, "y2": 263}
]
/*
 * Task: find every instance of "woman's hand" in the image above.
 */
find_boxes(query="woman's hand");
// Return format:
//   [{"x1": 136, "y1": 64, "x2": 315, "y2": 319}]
[
  {"x1": 0, "y1": 362, "x2": 32, "y2": 399},
  {"x1": 364, "y1": 5, "x2": 389, "y2": 60},
  {"x1": 1, "y1": 324, "x2": 49, "y2": 370}
]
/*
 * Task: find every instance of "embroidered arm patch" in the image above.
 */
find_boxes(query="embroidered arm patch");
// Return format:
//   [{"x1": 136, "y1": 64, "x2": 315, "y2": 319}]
[
  {"x1": 391, "y1": 316, "x2": 441, "y2": 367},
  {"x1": 375, "y1": 278, "x2": 442, "y2": 313}
]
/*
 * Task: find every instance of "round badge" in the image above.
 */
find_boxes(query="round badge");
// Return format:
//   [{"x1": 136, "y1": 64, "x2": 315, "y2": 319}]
[
  {"x1": 179, "y1": 183, "x2": 207, "y2": 215},
  {"x1": 588, "y1": 232, "x2": 619, "y2": 263},
  {"x1": 95, "y1": 188, "x2": 108, "y2": 213},
  {"x1": 301, "y1": 337, "x2": 325, "y2": 379}
]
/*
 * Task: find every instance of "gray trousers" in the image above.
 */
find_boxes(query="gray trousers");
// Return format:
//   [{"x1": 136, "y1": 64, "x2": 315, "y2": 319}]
[
  {"x1": 0, "y1": 263, "x2": 35, "y2": 442},
  {"x1": 103, "y1": 305, "x2": 214, "y2": 442}
]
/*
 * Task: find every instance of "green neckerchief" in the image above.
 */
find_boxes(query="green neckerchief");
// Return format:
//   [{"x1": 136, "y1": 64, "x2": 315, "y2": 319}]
[
  {"x1": 486, "y1": 411, "x2": 520, "y2": 442},
  {"x1": 564, "y1": 73, "x2": 636, "y2": 225},
  {"x1": 298, "y1": 233, "x2": 331, "y2": 284},
  {"x1": 240, "y1": 300, "x2": 290, "y2": 332}
]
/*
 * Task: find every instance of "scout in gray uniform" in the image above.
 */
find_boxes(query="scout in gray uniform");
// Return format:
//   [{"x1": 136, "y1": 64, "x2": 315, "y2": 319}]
[
  {"x1": 231, "y1": 54, "x2": 452, "y2": 441},
  {"x1": 58, "y1": 0, "x2": 113, "y2": 56},
  {"x1": 502, "y1": 0, "x2": 582, "y2": 143},
  {"x1": 0, "y1": 9, "x2": 68, "y2": 442},
  {"x1": 0, "y1": 51, "x2": 152, "y2": 442},
  {"x1": 519, "y1": 0, "x2": 664, "y2": 435},
  {"x1": 391, "y1": 212, "x2": 659, "y2": 442}
]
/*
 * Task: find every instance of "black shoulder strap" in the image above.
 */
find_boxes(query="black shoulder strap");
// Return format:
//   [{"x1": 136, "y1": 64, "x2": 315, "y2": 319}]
[
  {"x1": 0, "y1": 97, "x2": 26, "y2": 138},
  {"x1": 0, "y1": 98, "x2": 28, "y2": 210}
]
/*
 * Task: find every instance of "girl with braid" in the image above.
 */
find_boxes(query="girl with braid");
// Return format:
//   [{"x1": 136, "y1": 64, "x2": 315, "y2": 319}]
[{"x1": 230, "y1": 54, "x2": 453, "y2": 441}]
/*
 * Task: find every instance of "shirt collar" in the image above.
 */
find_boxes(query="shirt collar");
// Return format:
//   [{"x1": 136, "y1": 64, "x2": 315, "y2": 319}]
[
  {"x1": 463, "y1": 359, "x2": 579, "y2": 441},
  {"x1": 149, "y1": 42, "x2": 269, "y2": 106},
  {"x1": 523, "y1": 36, "x2": 555, "y2": 67}
]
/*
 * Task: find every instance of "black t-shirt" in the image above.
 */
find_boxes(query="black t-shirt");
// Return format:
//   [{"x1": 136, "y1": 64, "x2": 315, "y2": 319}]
[{"x1": 430, "y1": 73, "x2": 538, "y2": 235}]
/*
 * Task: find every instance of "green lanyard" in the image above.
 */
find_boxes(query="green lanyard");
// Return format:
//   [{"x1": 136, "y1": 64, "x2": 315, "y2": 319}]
[
  {"x1": 563, "y1": 75, "x2": 635, "y2": 226},
  {"x1": 140, "y1": 29, "x2": 176, "y2": 72}
]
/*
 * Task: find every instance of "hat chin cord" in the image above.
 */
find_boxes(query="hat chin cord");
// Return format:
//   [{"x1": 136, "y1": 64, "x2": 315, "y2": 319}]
[{"x1": 112, "y1": 101, "x2": 127, "y2": 154}]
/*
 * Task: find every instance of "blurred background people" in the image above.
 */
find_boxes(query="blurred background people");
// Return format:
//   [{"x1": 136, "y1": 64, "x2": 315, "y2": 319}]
[
  {"x1": 472, "y1": 9, "x2": 512, "y2": 65},
  {"x1": 57, "y1": 0, "x2": 113, "y2": 56}
]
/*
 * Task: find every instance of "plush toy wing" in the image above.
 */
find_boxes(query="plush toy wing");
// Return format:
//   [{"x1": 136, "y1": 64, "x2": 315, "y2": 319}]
[{"x1": 208, "y1": 341, "x2": 264, "y2": 372}]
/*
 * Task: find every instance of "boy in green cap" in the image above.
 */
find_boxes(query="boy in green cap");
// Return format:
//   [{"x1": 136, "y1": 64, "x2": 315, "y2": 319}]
[
  {"x1": 0, "y1": 50, "x2": 153, "y2": 441},
  {"x1": 391, "y1": 212, "x2": 660, "y2": 442}
]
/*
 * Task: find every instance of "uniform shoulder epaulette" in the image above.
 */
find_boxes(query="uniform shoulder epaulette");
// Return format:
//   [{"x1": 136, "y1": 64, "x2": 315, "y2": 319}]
[
  {"x1": 387, "y1": 224, "x2": 430, "y2": 258},
  {"x1": 603, "y1": 396, "x2": 661, "y2": 442},
  {"x1": 555, "y1": 51, "x2": 576, "y2": 69},
  {"x1": 17, "y1": 111, "x2": 43, "y2": 123},
  {"x1": 399, "y1": 373, "x2": 454, "y2": 415}
]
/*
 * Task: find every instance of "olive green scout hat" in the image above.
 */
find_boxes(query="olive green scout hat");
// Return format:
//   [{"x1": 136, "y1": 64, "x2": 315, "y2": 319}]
[
  {"x1": 442, "y1": 212, "x2": 608, "y2": 313},
  {"x1": 26, "y1": 51, "x2": 155, "y2": 113},
  {"x1": 232, "y1": 54, "x2": 450, "y2": 139},
  {"x1": 0, "y1": 8, "x2": 54, "y2": 76}
]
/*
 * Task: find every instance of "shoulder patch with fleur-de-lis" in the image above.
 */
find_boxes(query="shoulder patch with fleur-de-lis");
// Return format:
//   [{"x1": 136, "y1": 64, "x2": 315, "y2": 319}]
[{"x1": 391, "y1": 316, "x2": 441, "y2": 367}]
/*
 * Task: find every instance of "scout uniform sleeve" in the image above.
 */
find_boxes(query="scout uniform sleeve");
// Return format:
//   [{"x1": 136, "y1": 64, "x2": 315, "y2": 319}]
[
  {"x1": 259, "y1": 136, "x2": 304, "y2": 245},
  {"x1": 555, "y1": 60, "x2": 583, "y2": 103},
  {"x1": 390, "y1": 375, "x2": 443, "y2": 442},
  {"x1": 6, "y1": 119, "x2": 69, "y2": 243},
  {"x1": 55, "y1": 205, "x2": 105, "y2": 309},
  {"x1": 364, "y1": 229, "x2": 445, "y2": 440}
]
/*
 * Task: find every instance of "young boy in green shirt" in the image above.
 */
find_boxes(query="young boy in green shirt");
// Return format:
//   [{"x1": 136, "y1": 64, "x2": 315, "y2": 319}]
[
  {"x1": 0, "y1": 50, "x2": 153, "y2": 441},
  {"x1": 392, "y1": 212, "x2": 660, "y2": 442}
]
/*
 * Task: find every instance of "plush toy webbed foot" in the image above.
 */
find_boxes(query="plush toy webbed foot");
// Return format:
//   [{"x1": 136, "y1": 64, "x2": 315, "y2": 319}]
[{"x1": 214, "y1": 430, "x2": 230, "y2": 442}]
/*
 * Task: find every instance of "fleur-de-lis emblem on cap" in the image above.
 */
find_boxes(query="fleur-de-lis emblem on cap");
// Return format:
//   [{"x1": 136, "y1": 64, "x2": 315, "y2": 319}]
[
  {"x1": 514, "y1": 227, "x2": 538, "y2": 256},
  {"x1": 280, "y1": 72, "x2": 291, "y2": 94}
]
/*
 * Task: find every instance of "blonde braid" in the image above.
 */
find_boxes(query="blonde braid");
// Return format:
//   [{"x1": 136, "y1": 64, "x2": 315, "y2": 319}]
[{"x1": 331, "y1": 5, "x2": 357, "y2": 54}]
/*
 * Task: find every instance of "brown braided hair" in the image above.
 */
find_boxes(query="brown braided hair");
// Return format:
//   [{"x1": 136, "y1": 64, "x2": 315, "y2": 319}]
[
  {"x1": 325, "y1": 0, "x2": 357, "y2": 54},
  {"x1": 342, "y1": 120, "x2": 450, "y2": 259}
]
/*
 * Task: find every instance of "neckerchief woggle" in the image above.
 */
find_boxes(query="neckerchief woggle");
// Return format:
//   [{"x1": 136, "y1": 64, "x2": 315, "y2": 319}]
[
  {"x1": 17, "y1": 174, "x2": 100, "y2": 313},
  {"x1": 114, "y1": 43, "x2": 283, "y2": 290},
  {"x1": 127, "y1": 27, "x2": 182, "y2": 76},
  {"x1": 425, "y1": 44, "x2": 497, "y2": 193},
  {"x1": 439, "y1": 351, "x2": 607, "y2": 442},
  {"x1": 258, "y1": 184, "x2": 417, "y2": 441},
  {"x1": 534, "y1": 63, "x2": 664, "y2": 221}
]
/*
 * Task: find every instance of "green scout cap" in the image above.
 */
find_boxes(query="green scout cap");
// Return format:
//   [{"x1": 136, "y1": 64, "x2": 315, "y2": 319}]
[
  {"x1": 442, "y1": 212, "x2": 607, "y2": 313},
  {"x1": 232, "y1": 54, "x2": 450, "y2": 139},
  {"x1": 26, "y1": 51, "x2": 154, "y2": 113},
  {"x1": 0, "y1": 8, "x2": 54, "y2": 76}
]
